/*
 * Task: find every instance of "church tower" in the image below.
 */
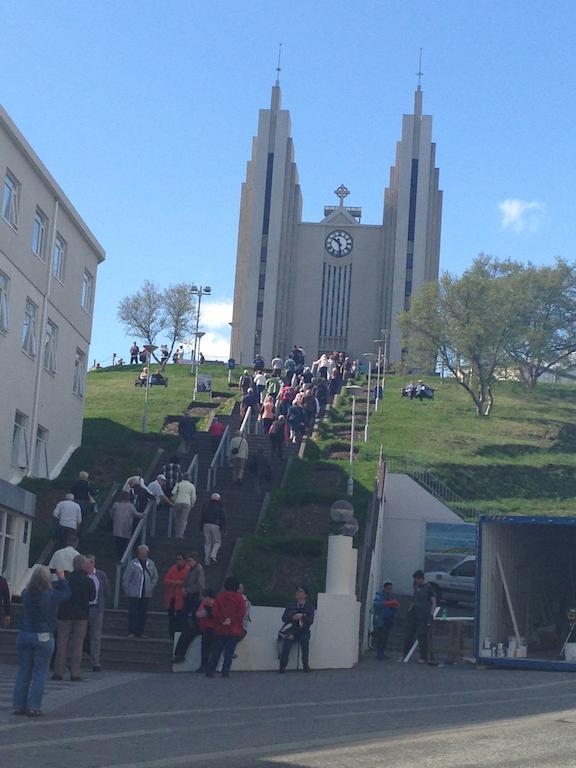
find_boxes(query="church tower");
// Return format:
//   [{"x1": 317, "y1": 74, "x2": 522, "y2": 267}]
[
  {"x1": 230, "y1": 82, "x2": 302, "y2": 364},
  {"x1": 231, "y1": 80, "x2": 442, "y2": 367},
  {"x1": 382, "y1": 83, "x2": 442, "y2": 362}
]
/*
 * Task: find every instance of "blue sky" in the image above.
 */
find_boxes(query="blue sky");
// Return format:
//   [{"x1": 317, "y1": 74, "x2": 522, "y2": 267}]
[{"x1": 1, "y1": 0, "x2": 573, "y2": 363}]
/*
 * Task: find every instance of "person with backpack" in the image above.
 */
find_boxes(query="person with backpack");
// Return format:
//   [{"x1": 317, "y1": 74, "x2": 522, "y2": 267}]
[
  {"x1": 239, "y1": 370, "x2": 252, "y2": 394},
  {"x1": 228, "y1": 431, "x2": 249, "y2": 484},
  {"x1": 205, "y1": 577, "x2": 247, "y2": 678},
  {"x1": 278, "y1": 586, "x2": 315, "y2": 673}
]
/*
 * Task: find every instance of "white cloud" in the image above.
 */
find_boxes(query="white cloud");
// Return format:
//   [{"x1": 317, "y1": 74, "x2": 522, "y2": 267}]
[
  {"x1": 200, "y1": 300, "x2": 233, "y2": 330},
  {"x1": 498, "y1": 198, "x2": 545, "y2": 233}
]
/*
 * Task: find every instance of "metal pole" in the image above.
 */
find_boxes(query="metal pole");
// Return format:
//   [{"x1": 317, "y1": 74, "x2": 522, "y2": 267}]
[
  {"x1": 375, "y1": 344, "x2": 382, "y2": 412},
  {"x1": 193, "y1": 291, "x2": 202, "y2": 401},
  {"x1": 142, "y1": 348, "x2": 150, "y2": 433},
  {"x1": 364, "y1": 360, "x2": 371, "y2": 442},
  {"x1": 382, "y1": 331, "x2": 388, "y2": 390},
  {"x1": 347, "y1": 395, "x2": 356, "y2": 496}
]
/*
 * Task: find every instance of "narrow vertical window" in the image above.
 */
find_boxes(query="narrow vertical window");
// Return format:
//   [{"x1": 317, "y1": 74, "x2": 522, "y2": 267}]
[
  {"x1": 32, "y1": 208, "x2": 47, "y2": 259},
  {"x1": 0, "y1": 272, "x2": 9, "y2": 332},
  {"x1": 21, "y1": 298, "x2": 38, "y2": 356},
  {"x1": 73, "y1": 348, "x2": 86, "y2": 397},
  {"x1": 33, "y1": 426, "x2": 49, "y2": 478},
  {"x1": 81, "y1": 269, "x2": 94, "y2": 313},
  {"x1": 53, "y1": 234, "x2": 66, "y2": 282},
  {"x1": 2, "y1": 171, "x2": 20, "y2": 229},
  {"x1": 11, "y1": 411, "x2": 29, "y2": 467},
  {"x1": 43, "y1": 319, "x2": 58, "y2": 372}
]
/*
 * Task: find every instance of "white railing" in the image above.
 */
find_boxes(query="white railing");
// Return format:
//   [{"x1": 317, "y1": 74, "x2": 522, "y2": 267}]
[
  {"x1": 239, "y1": 405, "x2": 253, "y2": 435},
  {"x1": 167, "y1": 453, "x2": 199, "y2": 537},
  {"x1": 206, "y1": 425, "x2": 230, "y2": 491},
  {"x1": 113, "y1": 497, "x2": 155, "y2": 609}
]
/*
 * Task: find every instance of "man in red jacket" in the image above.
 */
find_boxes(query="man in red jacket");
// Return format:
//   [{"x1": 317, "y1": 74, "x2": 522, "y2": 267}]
[{"x1": 205, "y1": 576, "x2": 247, "y2": 678}]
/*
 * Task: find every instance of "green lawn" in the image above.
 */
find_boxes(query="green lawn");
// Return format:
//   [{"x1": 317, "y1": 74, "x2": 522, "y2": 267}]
[{"x1": 328, "y1": 378, "x2": 576, "y2": 517}]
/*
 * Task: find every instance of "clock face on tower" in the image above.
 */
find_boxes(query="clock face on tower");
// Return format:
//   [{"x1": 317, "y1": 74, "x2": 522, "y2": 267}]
[{"x1": 325, "y1": 230, "x2": 353, "y2": 257}]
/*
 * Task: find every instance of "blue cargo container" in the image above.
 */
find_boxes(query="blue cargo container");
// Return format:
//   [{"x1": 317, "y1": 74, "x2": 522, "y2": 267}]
[{"x1": 476, "y1": 515, "x2": 576, "y2": 671}]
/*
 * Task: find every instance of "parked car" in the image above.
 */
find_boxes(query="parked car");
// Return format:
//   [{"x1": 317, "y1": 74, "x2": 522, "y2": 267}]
[{"x1": 425, "y1": 556, "x2": 476, "y2": 605}]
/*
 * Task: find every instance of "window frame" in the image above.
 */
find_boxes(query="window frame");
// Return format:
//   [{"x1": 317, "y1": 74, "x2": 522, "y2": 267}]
[
  {"x1": 11, "y1": 410, "x2": 29, "y2": 468},
  {"x1": 32, "y1": 207, "x2": 48, "y2": 260},
  {"x1": 73, "y1": 348, "x2": 86, "y2": 397},
  {"x1": 0, "y1": 271, "x2": 9, "y2": 334},
  {"x1": 43, "y1": 318, "x2": 58, "y2": 373},
  {"x1": 21, "y1": 298, "x2": 38, "y2": 358},
  {"x1": 81, "y1": 269, "x2": 94, "y2": 314},
  {"x1": 2, "y1": 171, "x2": 20, "y2": 230},
  {"x1": 52, "y1": 234, "x2": 66, "y2": 283},
  {"x1": 33, "y1": 425, "x2": 49, "y2": 478}
]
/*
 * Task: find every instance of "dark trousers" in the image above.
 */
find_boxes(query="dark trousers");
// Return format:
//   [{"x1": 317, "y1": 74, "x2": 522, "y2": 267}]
[
  {"x1": 115, "y1": 536, "x2": 129, "y2": 561},
  {"x1": 200, "y1": 629, "x2": 215, "y2": 670},
  {"x1": 270, "y1": 438, "x2": 284, "y2": 459},
  {"x1": 207, "y1": 635, "x2": 240, "y2": 675},
  {"x1": 279, "y1": 632, "x2": 310, "y2": 670},
  {"x1": 173, "y1": 600, "x2": 201, "y2": 659},
  {"x1": 403, "y1": 612, "x2": 430, "y2": 661},
  {"x1": 128, "y1": 597, "x2": 150, "y2": 637},
  {"x1": 374, "y1": 618, "x2": 394, "y2": 658},
  {"x1": 168, "y1": 602, "x2": 186, "y2": 640}
]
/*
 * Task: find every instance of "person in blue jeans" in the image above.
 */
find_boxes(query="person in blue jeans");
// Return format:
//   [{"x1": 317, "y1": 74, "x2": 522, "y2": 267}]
[{"x1": 13, "y1": 565, "x2": 70, "y2": 717}]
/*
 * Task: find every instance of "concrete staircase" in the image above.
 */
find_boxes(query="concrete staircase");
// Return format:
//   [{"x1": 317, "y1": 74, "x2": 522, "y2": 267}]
[{"x1": 0, "y1": 410, "x2": 297, "y2": 672}]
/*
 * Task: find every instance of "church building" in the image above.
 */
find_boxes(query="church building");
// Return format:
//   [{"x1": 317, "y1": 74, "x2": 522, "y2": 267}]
[{"x1": 230, "y1": 79, "x2": 442, "y2": 367}]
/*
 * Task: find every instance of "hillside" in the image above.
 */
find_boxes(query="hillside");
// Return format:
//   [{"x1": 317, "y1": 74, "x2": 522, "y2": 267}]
[{"x1": 325, "y1": 377, "x2": 576, "y2": 517}]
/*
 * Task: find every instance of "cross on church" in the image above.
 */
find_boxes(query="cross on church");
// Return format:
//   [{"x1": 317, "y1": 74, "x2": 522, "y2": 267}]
[{"x1": 335, "y1": 184, "x2": 350, "y2": 207}]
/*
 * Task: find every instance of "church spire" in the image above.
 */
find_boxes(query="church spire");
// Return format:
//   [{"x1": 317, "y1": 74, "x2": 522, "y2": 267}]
[
  {"x1": 271, "y1": 43, "x2": 282, "y2": 111},
  {"x1": 414, "y1": 48, "x2": 423, "y2": 117}
]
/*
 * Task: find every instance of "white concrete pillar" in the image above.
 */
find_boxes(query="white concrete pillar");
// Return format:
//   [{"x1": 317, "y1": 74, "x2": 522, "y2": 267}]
[{"x1": 326, "y1": 535, "x2": 355, "y2": 595}]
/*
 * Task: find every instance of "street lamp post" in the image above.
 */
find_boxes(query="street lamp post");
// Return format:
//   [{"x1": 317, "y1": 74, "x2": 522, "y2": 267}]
[
  {"x1": 190, "y1": 285, "x2": 211, "y2": 400},
  {"x1": 141, "y1": 343, "x2": 158, "y2": 433},
  {"x1": 345, "y1": 384, "x2": 363, "y2": 496},
  {"x1": 193, "y1": 331, "x2": 206, "y2": 400},
  {"x1": 373, "y1": 338, "x2": 383, "y2": 411},
  {"x1": 363, "y1": 353, "x2": 377, "y2": 442},
  {"x1": 382, "y1": 329, "x2": 389, "y2": 391}
]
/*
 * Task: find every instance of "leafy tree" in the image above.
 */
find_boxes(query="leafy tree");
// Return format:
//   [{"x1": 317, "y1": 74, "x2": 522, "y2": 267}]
[
  {"x1": 118, "y1": 281, "x2": 197, "y2": 368},
  {"x1": 505, "y1": 259, "x2": 576, "y2": 389},
  {"x1": 399, "y1": 256, "x2": 517, "y2": 417}
]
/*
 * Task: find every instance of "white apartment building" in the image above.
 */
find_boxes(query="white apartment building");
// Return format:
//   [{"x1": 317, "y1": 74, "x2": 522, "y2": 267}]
[{"x1": 0, "y1": 104, "x2": 105, "y2": 587}]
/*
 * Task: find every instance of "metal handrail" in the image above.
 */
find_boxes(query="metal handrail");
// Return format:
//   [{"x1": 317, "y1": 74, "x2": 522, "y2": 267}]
[
  {"x1": 167, "y1": 454, "x2": 199, "y2": 537},
  {"x1": 239, "y1": 405, "x2": 252, "y2": 435},
  {"x1": 87, "y1": 482, "x2": 121, "y2": 533},
  {"x1": 206, "y1": 425, "x2": 230, "y2": 491},
  {"x1": 113, "y1": 497, "x2": 155, "y2": 609}
]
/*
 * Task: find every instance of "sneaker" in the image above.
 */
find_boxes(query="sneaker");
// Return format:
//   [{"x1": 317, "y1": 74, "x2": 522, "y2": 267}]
[
  {"x1": 92, "y1": 665, "x2": 101, "y2": 672},
  {"x1": 70, "y1": 676, "x2": 84, "y2": 682},
  {"x1": 221, "y1": 671, "x2": 230, "y2": 678},
  {"x1": 417, "y1": 659, "x2": 426, "y2": 664},
  {"x1": 303, "y1": 666, "x2": 312, "y2": 673},
  {"x1": 278, "y1": 668, "x2": 286, "y2": 673},
  {"x1": 205, "y1": 671, "x2": 215, "y2": 678},
  {"x1": 51, "y1": 674, "x2": 63, "y2": 681}
]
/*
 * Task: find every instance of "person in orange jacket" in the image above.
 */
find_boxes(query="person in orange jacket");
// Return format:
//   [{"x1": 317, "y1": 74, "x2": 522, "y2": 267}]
[{"x1": 163, "y1": 554, "x2": 190, "y2": 639}]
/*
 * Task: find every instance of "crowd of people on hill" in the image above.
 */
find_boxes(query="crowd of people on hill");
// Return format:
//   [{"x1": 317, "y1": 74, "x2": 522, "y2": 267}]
[{"x1": 238, "y1": 346, "x2": 358, "y2": 451}]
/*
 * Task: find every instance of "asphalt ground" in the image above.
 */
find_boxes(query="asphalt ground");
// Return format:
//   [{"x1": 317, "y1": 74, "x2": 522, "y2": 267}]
[{"x1": 2, "y1": 655, "x2": 576, "y2": 767}]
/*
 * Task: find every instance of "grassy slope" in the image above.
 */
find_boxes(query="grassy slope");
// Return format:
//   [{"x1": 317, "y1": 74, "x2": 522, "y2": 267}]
[{"x1": 341, "y1": 378, "x2": 576, "y2": 516}]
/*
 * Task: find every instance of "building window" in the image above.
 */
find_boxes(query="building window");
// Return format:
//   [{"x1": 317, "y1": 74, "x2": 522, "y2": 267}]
[
  {"x1": 43, "y1": 319, "x2": 58, "y2": 373},
  {"x1": 32, "y1": 208, "x2": 47, "y2": 259},
  {"x1": 0, "y1": 272, "x2": 9, "y2": 333},
  {"x1": 11, "y1": 411, "x2": 29, "y2": 467},
  {"x1": 21, "y1": 299, "x2": 38, "y2": 357},
  {"x1": 53, "y1": 235, "x2": 66, "y2": 282},
  {"x1": 33, "y1": 425, "x2": 49, "y2": 478},
  {"x1": 81, "y1": 269, "x2": 94, "y2": 313},
  {"x1": 0, "y1": 510, "x2": 16, "y2": 584},
  {"x1": 2, "y1": 171, "x2": 20, "y2": 229},
  {"x1": 73, "y1": 348, "x2": 86, "y2": 397}
]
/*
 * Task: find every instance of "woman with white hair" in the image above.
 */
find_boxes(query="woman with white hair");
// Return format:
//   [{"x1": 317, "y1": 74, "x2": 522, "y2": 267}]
[{"x1": 12, "y1": 566, "x2": 70, "y2": 717}]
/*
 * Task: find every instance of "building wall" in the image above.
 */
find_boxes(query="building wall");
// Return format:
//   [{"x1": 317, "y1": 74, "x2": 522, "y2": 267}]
[
  {"x1": 380, "y1": 473, "x2": 463, "y2": 595},
  {"x1": 0, "y1": 105, "x2": 105, "y2": 484}
]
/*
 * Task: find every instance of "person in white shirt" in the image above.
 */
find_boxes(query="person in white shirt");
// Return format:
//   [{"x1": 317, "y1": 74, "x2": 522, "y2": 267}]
[
  {"x1": 147, "y1": 474, "x2": 173, "y2": 535},
  {"x1": 253, "y1": 372, "x2": 267, "y2": 403},
  {"x1": 122, "y1": 473, "x2": 148, "y2": 493},
  {"x1": 52, "y1": 494, "x2": 82, "y2": 544},
  {"x1": 48, "y1": 535, "x2": 80, "y2": 578},
  {"x1": 170, "y1": 476, "x2": 197, "y2": 538}
]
